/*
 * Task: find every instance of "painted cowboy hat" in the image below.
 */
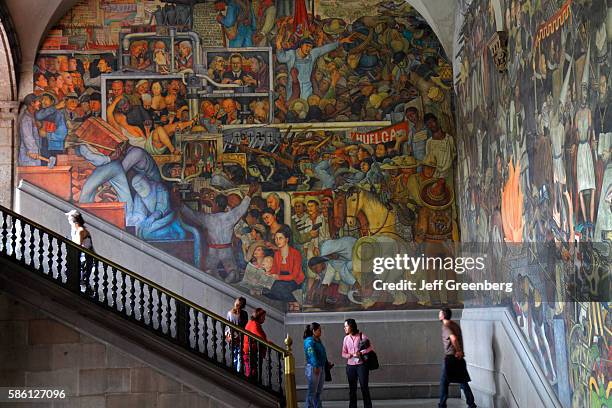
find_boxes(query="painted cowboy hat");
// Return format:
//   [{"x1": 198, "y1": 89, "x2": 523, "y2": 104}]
[
  {"x1": 421, "y1": 154, "x2": 437, "y2": 168},
  {"x1": 427, "y1": 86, "x2": 445, "y2": 102},
  {"x1": 23, "y1": 93, "x2": 39, "y2": 105},
  {"x1": 246, "y1": 240, "x2": 267, "y2": 262},
  {"x1": 289, "y1": 98, "x2": 309, "y2": 115},
  {"x1": 368, "y1": 92, "x2": 388, "y2": 109},
  {"x1": 380, "y1": 155, "x2": 419, "y2": 170},
  {"x1": 291, "y1": 196, "x2": 305, "y2": 206},
  {"x1": 359, "y1": 144, "x2": 374, "y2": 156},
  {"x1": 308, "y1": 256, "x2": 329, "y2": 269},
  {"x1": 304, "y1": 196, "x2": 321, "y2": 207},
  {"x1": 41, "y1": 92, "x2": 57, "y2": 104},
  {"x1": 419, "y1": 178, "x2": 454, "y2": 210},
  {"x1": 323, "y1": 18, "x2": 347, "y2": 35},
  {"x1": 135, "y1": 79, "x2": 149, "y2": 89}
]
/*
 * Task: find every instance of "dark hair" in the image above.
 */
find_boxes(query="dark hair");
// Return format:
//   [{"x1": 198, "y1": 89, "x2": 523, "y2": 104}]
[
  {"x1": 358, "y1": 146, "x2": 371, "y2": 155},
  {"x1": 262, "y1": 206, "x2": 277, "y2": 217},
  {"x1": 441, "y1": 307, "x2": 452, "y2": 320},
  {"x1": 303, "y1": 322, "x2": 321, "y2": 339},
  {"x1": 251, "y1": 307, "x2": 266, "y2": 323},
  {"x1": 306, "y1": 199, "x2": 319, "y2": 207},
  {"x1": 215, "y1": 194, "x2": 228, "y2": 210},
  {"x1": 423, "y1": 112, "x2": 438, "y2": 123},
  {"x1": 275, "y1": 225, "x2": 292, "y2": 243},
  {"x1": 298, "y1": 38, "x2": 315, "y2": 47},
  {"x1": 361, "y1": 157, "x2": 373, "y2": 167},
  {"x1": 232, "y1": 296, "x2": 247, "y2": 314},
  {"x1": 344, "y1": 318, "x2": 358, "y2": 335},
  {"x1": 72, "y1": 214, "x2": 85, "y2": 226},
  {"x1": 247, "y1": 208, "x2": 261, "y2": 219},
  {"x1": 405, "y1": 106, "x2": 419, "y2": 115}
]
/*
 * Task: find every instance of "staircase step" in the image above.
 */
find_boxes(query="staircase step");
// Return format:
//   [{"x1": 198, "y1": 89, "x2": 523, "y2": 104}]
[{"x1": 299, "y1": 399, "x2": 464, "y2": 407}]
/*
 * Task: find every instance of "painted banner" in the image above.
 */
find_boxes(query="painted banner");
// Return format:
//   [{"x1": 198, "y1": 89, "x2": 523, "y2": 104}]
[
  {"x1": 350, "y1": 122, "x2": 408, "y2": 144},
  {"x1": 534, "y1": 0, "x2": 572, "y2": 49}
]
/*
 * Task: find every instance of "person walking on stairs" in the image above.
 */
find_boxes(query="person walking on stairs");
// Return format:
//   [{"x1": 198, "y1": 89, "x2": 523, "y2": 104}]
[{"x1": 438, "y1": 307, "x2": 477, "y2": 408}]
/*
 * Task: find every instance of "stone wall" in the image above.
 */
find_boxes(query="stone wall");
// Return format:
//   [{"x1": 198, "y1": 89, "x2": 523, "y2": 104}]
[{"x1": 0, "y1": 291, "x2": 221, "y2": 408}]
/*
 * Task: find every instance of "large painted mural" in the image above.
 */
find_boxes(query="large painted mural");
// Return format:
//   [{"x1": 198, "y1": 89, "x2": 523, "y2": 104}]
[
  {"x1": 18, "y1": 0, "x2": 457, "y2": 312},
  {"x1": 455, "y1": 0, "x2": 611, "y2": 406}
]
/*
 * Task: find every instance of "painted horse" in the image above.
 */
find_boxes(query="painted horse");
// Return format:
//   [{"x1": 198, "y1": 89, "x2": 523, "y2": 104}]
[{"x1": 335, "y1": 187, "x2": 425, "y2": 308}]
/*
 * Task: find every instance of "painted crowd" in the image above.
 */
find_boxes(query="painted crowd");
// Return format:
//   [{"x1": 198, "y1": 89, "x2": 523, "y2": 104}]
[
  {"x1": 18, "y1": 0, "x2": 458, "y2": 313},
  {"x1": 455, "y1": 0, "x2": 610, "y2": 407}
]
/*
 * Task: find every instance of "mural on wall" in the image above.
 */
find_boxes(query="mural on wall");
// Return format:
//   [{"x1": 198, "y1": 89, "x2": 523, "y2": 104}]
[
  {"x1": 454, "y1": 0, "x2": 611, "y2": 406},
  {"x1": 18, "y1": 0, "x2": 457, "y2": 313}
]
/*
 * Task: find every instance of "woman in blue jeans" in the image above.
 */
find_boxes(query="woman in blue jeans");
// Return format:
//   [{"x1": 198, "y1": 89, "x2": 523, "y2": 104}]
[{"x1": 303, "y1": 322, "x2": 327, "y2": 408}]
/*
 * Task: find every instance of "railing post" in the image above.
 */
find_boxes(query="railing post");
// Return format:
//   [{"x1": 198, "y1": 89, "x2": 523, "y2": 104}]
[
  {"x1": 66, "y1": 244, "x2": 81, "y2": 293},
  {"x1": 283, "y1": 335, "x2": 297, "y2": 408}
]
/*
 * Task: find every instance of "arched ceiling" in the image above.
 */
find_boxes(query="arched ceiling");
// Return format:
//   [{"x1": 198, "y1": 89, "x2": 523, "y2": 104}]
[{"x1": 5, "y1": 0, "x2": 457, "y2": 98}]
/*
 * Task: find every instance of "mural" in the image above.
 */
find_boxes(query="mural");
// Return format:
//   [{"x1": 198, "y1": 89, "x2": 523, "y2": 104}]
[
  {"x1": 18, "y1": 0, "x2": 458, "y2": 313},
  {"x1": 455, "y1": 0, "x2": 611, "y2": 406}
]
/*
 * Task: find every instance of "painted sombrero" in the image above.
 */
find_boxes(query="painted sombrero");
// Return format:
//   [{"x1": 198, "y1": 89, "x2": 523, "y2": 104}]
[{"x1": 419, "y1": 178, "x2": 454, "y2": 210}]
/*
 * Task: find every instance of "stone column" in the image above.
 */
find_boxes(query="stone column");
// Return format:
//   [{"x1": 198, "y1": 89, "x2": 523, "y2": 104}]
[{"x1": 0, "y1": 99, "x2": 19, "y2": 208}]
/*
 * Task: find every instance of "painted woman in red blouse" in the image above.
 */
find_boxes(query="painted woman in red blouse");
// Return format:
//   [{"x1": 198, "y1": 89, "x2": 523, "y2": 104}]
[{"x1": 264, "y1": 226, "x2": 305, "y2": 310}]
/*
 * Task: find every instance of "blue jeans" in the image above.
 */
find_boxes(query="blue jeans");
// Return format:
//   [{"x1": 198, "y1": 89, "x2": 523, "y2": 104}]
[
  {"x1": 439, "y1": 357, "x2": 477, "y2": 408},
  {"x1": 305, "y1": 364, "x2": 324, "y2": 408}
]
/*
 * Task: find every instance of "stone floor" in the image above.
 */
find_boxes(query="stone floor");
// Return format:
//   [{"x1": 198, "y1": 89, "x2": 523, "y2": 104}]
[{"x1": 298, "y1": 399, "x2": 463, "y2": 407}]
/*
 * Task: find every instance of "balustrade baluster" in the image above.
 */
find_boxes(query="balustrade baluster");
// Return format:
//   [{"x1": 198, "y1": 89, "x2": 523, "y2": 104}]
[
  {"x1": 37, "y1": 230, "x2": 44, "y2": 273},
  {"x1": 1, "y1": 211, "x2": 7, "y2": 254},
  {"x1": 28, "y1": 225, "x2": 35, "y2": 267},
  {"x1": 156, "y1": 289, "x2": 163, "y2": 332},
  {"x1": 212, "y1": 320, "x2": 218, "y2": 363},
  {"x1": 100, "y1": 263, "x2": 108, "y2": 305},
  {"x1": 277, "y1": 352, "x2": 282, "y2": 394},
  {"x1": 165, "y1": 294, "x2": 172, "y2": 336},
  {"x1": 203, "y1": 314, "x2": 209, "y2": 358},
  {"x1": 221, "y1": 323, "x2": 227, "y2": 366},
  {"x1": 19, "y1": 219, "x2": 26, "y2": 263},
  {"x1": 47, "y1": 236, "x2": 54, "y2": 278},
  {"x1": 267, "y1": 346, "x2": 272, "y2": 388},
  {"x1": 138, "y1": 281, "x2": 145, "y2": 322},
  {"x1": 147, "y1": 285, "x2": 154, "y2": 326},
  {"x1": 120, "y1": 272, "x2": 127, "y2": 313},
  {"x1": 257, "y1": 339, "x2": 262, "y2": 384},
  {"x1": 193, "y1": 310, "x2": 200, "y2": 352},
  {"x1": 111, "y1": 268, "x2": 118, "y2": 309},
  {"x1": 55, "y1": 239, "x2": 68, "y2": 282},
  {"x1": 10, "y1": 215, "x2": 17, "y2": 257},
  {"x1": 91, "y1": 257, "x2": 99, "y2": 298},
  {"x1": 129, "y1": 276, "x2": 137, "y2": 318}
]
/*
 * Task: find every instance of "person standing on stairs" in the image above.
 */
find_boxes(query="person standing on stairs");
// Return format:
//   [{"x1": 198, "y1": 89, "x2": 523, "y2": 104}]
[
  {"x1": 438, "y1": 308, "x2": 477, "y2": 408},
  {"x1": 226, "y1": 297, "x2": 248, "y2": 372},
  {"x1": 65, "y1": 210, "x2": 94, "y2": 292},
  {"x1": 341, "y1": 318, "x2": 373, "y2": 408},
  {"x1": 303, "y1": 322, "x2": 327, "y2": 408}
]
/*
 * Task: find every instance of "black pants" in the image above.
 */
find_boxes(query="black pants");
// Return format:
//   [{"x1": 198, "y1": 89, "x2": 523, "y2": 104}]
[
  {"x1": 346, "y1": 364, "x2": 372, "y2": 408},
  {"x1": 439, "y1": 356, "x2": 476, "y2": 408}
]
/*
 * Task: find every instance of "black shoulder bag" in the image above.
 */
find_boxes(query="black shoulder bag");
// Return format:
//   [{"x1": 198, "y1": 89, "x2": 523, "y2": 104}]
[{"x1": 359, "y1": 333, "x2": 379, "y2": 371}]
